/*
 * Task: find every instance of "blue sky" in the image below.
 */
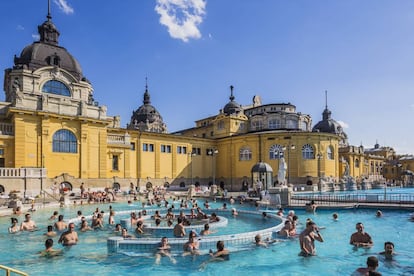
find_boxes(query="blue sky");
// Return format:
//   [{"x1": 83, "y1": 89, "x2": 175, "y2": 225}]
[{"x1": 1, "y1": 0, "x2": 414, "y2": 154}]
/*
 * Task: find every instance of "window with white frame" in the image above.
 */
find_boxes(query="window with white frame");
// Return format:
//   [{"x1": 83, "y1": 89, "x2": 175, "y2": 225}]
[
  {"x1": 269, "y1": 144, "x2": 284, "y2": 159},
  {"x1": 327, "y1": 146, "x2": 334, "y2": 160},
  {"x1": 302, "y1": 144, "x2": 314, "y2": 159},
  {"x1": 268, "y1": 119, "x2": 281, "y2": 129},
  {"x1": 239, "y1": 147, "x2": 252, "y2": 161},
  {"x1": 52, "y1": 129, "x2": 77, "y2": 153}
]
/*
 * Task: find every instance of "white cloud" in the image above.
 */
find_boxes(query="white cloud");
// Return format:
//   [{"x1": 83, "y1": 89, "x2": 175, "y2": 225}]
[
  {"x1": 32, "y1": 34, "x2": 40, "y2": 40},
  {"x1": 16, "y1": 25, "x2": 25, "y2": 31},
  {"x1": 54, "y1": 0, "x2": 74, "y2": 15},
  {"x1": 337, "y1": 120, "x2": 349, "y2": 129},
  {"x1": 155, "y1": 0, "x2": 206, "y2": 42}
]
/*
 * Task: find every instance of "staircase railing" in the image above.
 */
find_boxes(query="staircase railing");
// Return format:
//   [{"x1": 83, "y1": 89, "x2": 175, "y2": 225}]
[
  {"x1": 0, "y1": 264, "x2": 28, "y2": 276},
  {"x1": 41, "y1": 189, "x2": 61, "y2": 203}
]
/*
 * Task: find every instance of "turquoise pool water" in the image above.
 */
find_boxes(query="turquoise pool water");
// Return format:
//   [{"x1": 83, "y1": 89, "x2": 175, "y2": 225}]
[{"x1": 1, "y1": 199, "x2": 414, "y2": 275}]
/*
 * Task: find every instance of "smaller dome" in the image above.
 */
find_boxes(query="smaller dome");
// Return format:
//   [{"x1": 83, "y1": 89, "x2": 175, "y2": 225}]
[
  {"x1": 312, "y1": 107, "x2": 348, "y2": 146},
  {"x1": 223, "y1": 85, "x2": 242, "y2": 115},
  {"x1": 127, "y1": 83, "x2": 167, "y2": 133}
]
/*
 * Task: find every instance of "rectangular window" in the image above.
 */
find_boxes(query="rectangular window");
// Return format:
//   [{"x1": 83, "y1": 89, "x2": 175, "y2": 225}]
[
  {"x1": 177, "y1": 146, "x2": 182, "y2": 154},
  {"x1": 112, "y1": 155, "x2": 119, "y2": 171},
  {"x1": 182, "y1": 146, "x2": 187, "y2": 154},
  {"x1": 192, "y1": 147, "x2": 201, "y2": 155},
  {"x1": 143, "y1": 143, "x2": 148, "y2": 152},
  {"x1": 149, "y1": 144, "x2": 154, "y2": 152},
  {"x1": 130, "y1": 142, "x2": 135, "y2": 151},
  {"x1": 161, "y1": 145, "x2": 166, "y2": 153},
  {"x1": 166, "y1": 145, "x2": 171, "y2": 153},
  {"x1": 268, "y1": 119, "x2": 280, "y2": 129},
  {"x1": 0, "y1": 148, "x2": 4, "y2": 155}
]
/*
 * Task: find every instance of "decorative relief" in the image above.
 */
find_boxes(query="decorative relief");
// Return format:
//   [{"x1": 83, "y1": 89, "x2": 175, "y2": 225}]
[{"x1": 50, "y1": 67, "x2": 62, "y2": 79}]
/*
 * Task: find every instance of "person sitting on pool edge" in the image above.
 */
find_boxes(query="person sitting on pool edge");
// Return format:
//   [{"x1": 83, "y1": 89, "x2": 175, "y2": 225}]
[
  {"x1": 350, "y1": 222, "x2": 373, "y2": 247},
  {"x1": 39, "y1": 238, "x2": 62, "y2": 257}
]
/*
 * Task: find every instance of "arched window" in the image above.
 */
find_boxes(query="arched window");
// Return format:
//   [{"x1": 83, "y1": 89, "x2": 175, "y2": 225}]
[
  {"x1": 327, "y1": 146, "x2": 334, "y2": 160},
  {"x1": 42, "y1": 80, "x2": 71, "y2": 96},
  {"x1": 239, "y1": 147, "x2": 252, "y2": 161},
  {"x1": 302, "y1": 144, "x2": 314, "y2": 159},
  {"x1": 269, "y1": 144, "x2": 284, "y2": 160},
  {"x1": 52, "y1": 129, "x2": 77, "y2": 153}
]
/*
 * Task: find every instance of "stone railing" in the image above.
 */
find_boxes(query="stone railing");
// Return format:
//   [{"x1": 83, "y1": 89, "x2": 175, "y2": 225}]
[
  {"x1": 0, "y1": 168, "x2": 47, "y2": 178},
  {"x1": 107, "y1": 133, "x2": 131, "y2": 145},
  {"x1": 0, "y1": 123, "x2": 13, "y2": 135}
]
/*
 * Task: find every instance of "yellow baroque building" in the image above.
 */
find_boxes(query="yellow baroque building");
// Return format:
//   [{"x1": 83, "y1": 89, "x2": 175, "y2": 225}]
[{"x1": 1, "y1": 13, "x2": 399, "y2": 196}]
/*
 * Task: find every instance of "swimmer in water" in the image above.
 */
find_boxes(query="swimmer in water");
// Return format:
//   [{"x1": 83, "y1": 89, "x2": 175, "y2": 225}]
[
  {"x1": 58, "y1": 223, "x2": 78, "y2": 246},
  {"x1": 39, "y1": 238, "x2": 62, "y2": 257}
]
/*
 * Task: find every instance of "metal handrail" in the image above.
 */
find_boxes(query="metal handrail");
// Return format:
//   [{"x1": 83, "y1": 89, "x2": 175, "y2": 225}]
[
  {"x1": 41, "y1": 189, "x2": 61, "y2": 202},
  {"x1": 0, "y1": 265, "x2": 28, "y2": 276},
  {"x1": 291, "y1": 193, "x2": 414, "y2": 206}
]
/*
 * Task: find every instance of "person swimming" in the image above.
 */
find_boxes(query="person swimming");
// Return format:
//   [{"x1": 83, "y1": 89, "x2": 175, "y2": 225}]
[
  {"x1": 39, "y1": 238, "x2": 62, "y2": 257},
  {"x1": 155, "y1": 237, "x2": 176, "y2": 265},
  {"x1": 8, "y1": 218, "x2": 19, "y2": 233}
]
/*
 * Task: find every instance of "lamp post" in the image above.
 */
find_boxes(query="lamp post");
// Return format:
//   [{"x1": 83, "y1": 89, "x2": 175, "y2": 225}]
[
  {"x1": 317, "y1": 152, "x2": 323, "y2": 192},
  {"x1": 189, "y1": 152, "x2": 196, "y2": 185},
  {"x1": 208, "y1": 148, "x2": 219, "y2": 186},
  {"x1": 284, "y1": 144, "x2": 295, "y2": 184}
]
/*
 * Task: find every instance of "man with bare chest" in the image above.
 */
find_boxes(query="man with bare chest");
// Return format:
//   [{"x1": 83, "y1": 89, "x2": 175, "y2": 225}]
[
  {"x1": 58, "y1": 223, "x2": 78, "y2": 246},
  {"x1": 20, "y1": 213, "x2": 37, "y2": 231},
  {"x1": 54, "y1": 215, "x2": 68, "y2": 231}
]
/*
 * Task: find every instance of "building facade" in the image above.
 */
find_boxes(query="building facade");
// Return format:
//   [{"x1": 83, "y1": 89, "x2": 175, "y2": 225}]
[{"x1": 0, "y1": 13, "x2": 408, "y2": 196}]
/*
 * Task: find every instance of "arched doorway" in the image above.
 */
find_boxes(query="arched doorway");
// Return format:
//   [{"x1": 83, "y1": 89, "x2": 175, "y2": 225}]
[
  {"x1": 112, "y1": 182, "x2": 120, "y2": 192},
  {"x1": 60, "y1": 181, "x2": 73, "y2": 191},
  {"x1": 241, "y1": 179, "x2": 249, "y2": 191}
]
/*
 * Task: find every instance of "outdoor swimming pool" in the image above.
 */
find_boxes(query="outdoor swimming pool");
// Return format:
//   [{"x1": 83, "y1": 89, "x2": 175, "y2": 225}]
[{"x1": 1, "y1": 197, "x2": 413, "y2": 275}]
